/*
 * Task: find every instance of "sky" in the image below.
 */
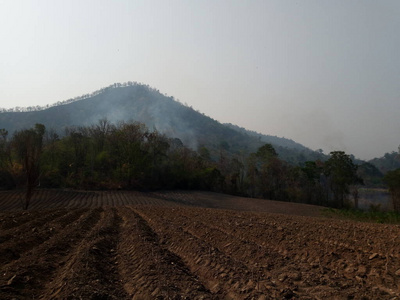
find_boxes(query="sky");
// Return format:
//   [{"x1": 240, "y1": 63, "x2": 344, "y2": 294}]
[{"x1": 1, "y1": 0, "x2": 399, "y2": 160}]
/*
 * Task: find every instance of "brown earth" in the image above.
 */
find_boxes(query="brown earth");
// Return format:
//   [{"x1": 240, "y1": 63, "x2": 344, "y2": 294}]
[{"x1": 0, "y1": 189, "x2": 399, "y2": 299}]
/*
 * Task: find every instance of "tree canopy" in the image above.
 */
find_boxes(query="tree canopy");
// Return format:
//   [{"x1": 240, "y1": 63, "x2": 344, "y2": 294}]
[
  {"x1": 384, "y1": 168, "x2": 400, "y2": 212},
  {"x1": 324, "y1": 151, "x2": 360, "y2": 208},
  {"x1": 0, "y1": 121, "x2": 394, "y2": 212}
]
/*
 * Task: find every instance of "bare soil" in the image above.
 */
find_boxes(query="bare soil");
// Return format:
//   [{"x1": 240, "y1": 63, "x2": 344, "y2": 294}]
[{"x1": 0, "y1": 189, "x2": 399, "y2": 299}]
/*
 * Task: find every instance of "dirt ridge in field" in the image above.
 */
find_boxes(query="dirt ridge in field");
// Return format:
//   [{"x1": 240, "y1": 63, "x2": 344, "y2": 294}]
[
  {"x1": 0, "y1": 189, "x2": 323, "y2": 217},
  {"x1": 1, "y1": 190, "x2": 400, "y2": 299}
]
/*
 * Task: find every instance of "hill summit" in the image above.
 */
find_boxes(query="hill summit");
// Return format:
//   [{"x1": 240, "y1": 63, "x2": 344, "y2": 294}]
[{"x1": 0, "y1": 82, "x2": 322, "y2": 163}]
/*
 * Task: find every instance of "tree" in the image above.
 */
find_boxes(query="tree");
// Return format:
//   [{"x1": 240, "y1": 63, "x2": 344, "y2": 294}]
[
  {"x1": 254, "y1": 144, "x2": 283, "y2": 199},
  {"x1": 299, "y1": 161, "x2": 325, "y2": 205},
  {"x1": 0, "y1": 129, "x2": 10, "y2": 169},
  {"x1": 63, "y1": 127, "x2": 90, "y2": 186},
  {"x1": 89, "y1": 118, "x2": 114, "y2": 153},
  {"x1": 324, "y1": 151, "x2": 359, "y2": 208},
  {"x1": 246, "y1": 153, "x2": 258, "y2": 198},
  {"x1": 11, "y1": 124, "x2": 46, "y2": 209},
  {"x1": 255, "y1": 143, "x2": 278, "y2": 162},
  {"x1": 40, "y1": 129, "x2": 64, "y2": 188},
  {"x1": 144, "y1": 130, "x2": 170, "y2": 187},
  {"x1": 357, "y1": 162, "x2": 383, "y2": 187},
  {"x1": 0, "y1": 129, "x2": 15, "y2": 189},
  {"x1": 229, "y1": 155, "x2": 246, "y2": 195},
  {"x1": 384, "y1": 168, "x2": 400, "y2": 212},
  {"x1": 111, "y1": 122, "x2": 148, "y2": 188}
]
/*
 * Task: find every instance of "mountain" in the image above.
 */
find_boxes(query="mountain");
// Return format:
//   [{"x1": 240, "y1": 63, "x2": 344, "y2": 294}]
[
  {"x1": 0, "y1": 82, "x2": 323, "y2": 164},
  {"x1": 369, "y1": 151, "x2": 400, "y2": 174},
  {"x1": 224, "y1": 123, "x2": 326, "y2": 163}
]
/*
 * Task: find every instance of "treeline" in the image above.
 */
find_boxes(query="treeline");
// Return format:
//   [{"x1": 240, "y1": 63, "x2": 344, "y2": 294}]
[
  {"x1": 369, "y1": 150, "x2": 400, "y2": 174},
  {"x1": 0, "y1": 81, "x2": 166, "y2": 113},
  {"x1": 0, "y1": 120, "x2": 397, "y2": 211}
]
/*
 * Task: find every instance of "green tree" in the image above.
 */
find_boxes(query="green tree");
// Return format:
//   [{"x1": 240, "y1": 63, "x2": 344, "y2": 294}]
[
  {"x1": 384, "y1": 168, "x2": 400, "y2": 212},
  {"x1": 246, "y1": 153, "x2": 258, "y2": 197},
  {"x1": 144, "y1": 130, "x2": 170, "y2": 187},
  {"x1": 254, "y1": 144, "x2": 284, "y2": 200},
  {"x1": 0, "y1": 129, "x2": 15, "y2": 189},
  {"x1": 63, "y1": 127, "x2": 91, "y2": 187},
  {"x1": 357, "y1": 162, "x2": 383, "y2": 187},
  {"x1": 298, "y1": 161, "x2": 325, "y2": 205},
  {"x1": 111, "y1": 122, "x2": 148, "y2": 188},
  {"x1": 0, "y1": 129, "x2": 10, "y2": 169},
  {"x1": 255, "y1": 143, "x2": 278, "y2": 162},
  {"x1": 324, "y1": 151, "x2": 359, "y2": 208},
  {"x1": 229, "y1": 155, "x2": 246, "y2": 195},
  {"x1": 89, "y1": 118, "x2": 115, "y2": 153}
]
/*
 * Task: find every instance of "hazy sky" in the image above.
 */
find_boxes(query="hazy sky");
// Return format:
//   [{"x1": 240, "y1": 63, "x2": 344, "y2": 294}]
[{"x1": 1, "y1": 0, "x2": 399, "y2": 160}]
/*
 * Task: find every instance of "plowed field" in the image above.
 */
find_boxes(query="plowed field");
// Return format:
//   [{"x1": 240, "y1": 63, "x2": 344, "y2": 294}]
[{"x1": 0, "y1": 190, "x2": 399, "y2": 299}]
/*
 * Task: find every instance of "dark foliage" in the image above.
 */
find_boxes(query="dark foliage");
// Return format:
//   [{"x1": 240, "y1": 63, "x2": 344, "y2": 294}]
[
  {"x1": 384, "y1": 169, "x2": 400, "y2": 212},
  {"x1": 0, "y1": 121, "x2": 379, "y2": 211}
]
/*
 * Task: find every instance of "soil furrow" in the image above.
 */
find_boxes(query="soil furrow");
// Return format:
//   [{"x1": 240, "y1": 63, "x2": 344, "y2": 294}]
[
  {"x1": 196, "y1": 217, "x2": 374, "y2": 298},
  {"x1": 116, "y1": 206, "x2": 213, "y2": 299},
  {"x1": 41, "y1": 207, "x2": 127, "y2": 299},
  {"x1": 0, "y1": 191, "x2": 14, "y2": 210},
  {"x1": 134, "y1": 207, "x2": 269, "y2": 299},
  {"x1": 142, "y1": 207, "x2": 399, "y2": 299},
  {"x1": 149, "y1": 207, "x2": 310, "y2": 298},
  {"x1": 195, "y1": 209, "x2": 400, "y2": 294},
  {"x1": 0, "y1": 209, "x2": 72, "y2": 244},
  {"x1": 0, "y1": 191, "x2": 399, "y2": 299},
  {"x1": 0, "y1": 209, "x2": 46, "y2": 231},
  {"x1": 225, "y1": 210, "x2": 400, "y2": 258},
  {"x1": 0, "y1": 208, "x2": 103, "y2": 299},
  {"x1": 185, "y1": 208, "x2": 400, "y2": 298},
  {"x1": 0, "y1": 208, "x2": 87, "y2": 266},
  {"x1": 0, "y1": 191, "x2": 23, "y2": 211}
]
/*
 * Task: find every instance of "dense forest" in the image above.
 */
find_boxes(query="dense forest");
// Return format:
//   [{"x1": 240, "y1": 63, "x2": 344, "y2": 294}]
[{"x1": 1, "y1": 121, "x2": 398, "y2": 211}]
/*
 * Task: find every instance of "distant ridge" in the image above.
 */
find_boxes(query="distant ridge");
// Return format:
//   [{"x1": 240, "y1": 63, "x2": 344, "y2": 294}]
[
  {"x1": 224, "y1": 123, "x2": 311, "y2": 152},
  {"x1": 0, "y1": 82, "x2": 149, "y2": 113},
  {"x1": 0, "y1": 82, "x2": 324, "y2": 164}
]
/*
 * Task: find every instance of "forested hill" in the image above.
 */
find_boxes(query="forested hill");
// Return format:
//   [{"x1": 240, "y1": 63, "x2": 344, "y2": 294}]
[
  {"x1": 0, "y1": 82, "x2": 322, "y2": 164},
  {"x1": 224, "y1": 123, "x2": 313, "y2": 152}
]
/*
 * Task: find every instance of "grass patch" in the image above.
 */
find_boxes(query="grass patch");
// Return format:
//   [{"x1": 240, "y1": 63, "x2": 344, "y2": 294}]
[{"x1": 322, "y1": 207, "x2": 400, "y2": 224}]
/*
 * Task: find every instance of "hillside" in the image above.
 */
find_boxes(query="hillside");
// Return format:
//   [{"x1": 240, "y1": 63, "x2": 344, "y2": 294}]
[
  {"x1": 0, "y1": 82, "x2": 321, "y2": 164},
  {"x1": 369, "y1": 151, "x2": 400, "y2": 174},
  {"x1": 225, "y1": 123, "x2": 326, "y2": 162}
]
